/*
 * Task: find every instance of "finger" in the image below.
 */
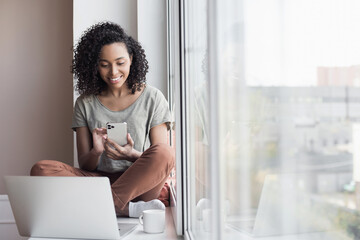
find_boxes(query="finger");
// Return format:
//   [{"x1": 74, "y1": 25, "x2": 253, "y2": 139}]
[
  {"x1": 104, "y1": 142, "x2": 117, "y2": 154},
  {"x1": 105, "y1": 145, "x2": 124, "y2": 159},
  {"x1": 105, "y1": 138, "x2": 127, "y2": 154},
  {"x1": 107, "y1": 142, "x2": 126, "y2": 157},
  {"x1": 106, "y1": 152, "x2": 118, "y2": 159},
  {"x1": 106, "y1": 138, "x2": 120, "y2": 148},
  {"x1": 127, "y1": 133, "x2": 134, "y2": 146},
  {"x1": 106, "y1": 151, "x2": 120, "y2": 161},
  {"x1": 94, "y1": 128, "x2": 107, "y2": 135}
]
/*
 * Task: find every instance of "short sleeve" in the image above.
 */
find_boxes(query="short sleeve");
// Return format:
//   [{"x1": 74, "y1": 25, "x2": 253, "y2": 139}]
[
  {"x1": 150, "y1": 90, "x2": 171, "y2": 130},
  {"x1": 71, "y1": 96, "x2": 87, "y2": 131}
]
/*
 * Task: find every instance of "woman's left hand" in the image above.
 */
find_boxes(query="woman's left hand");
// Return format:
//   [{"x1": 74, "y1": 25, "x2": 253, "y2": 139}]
[{"x1": 104, "y1": 133, "x2": 142, "y2": 162}]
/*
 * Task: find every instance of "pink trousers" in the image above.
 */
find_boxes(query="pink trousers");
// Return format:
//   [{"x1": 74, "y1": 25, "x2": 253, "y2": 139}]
[{"x1": 30, "y1": 143, "x2": 175, "y2": 214}]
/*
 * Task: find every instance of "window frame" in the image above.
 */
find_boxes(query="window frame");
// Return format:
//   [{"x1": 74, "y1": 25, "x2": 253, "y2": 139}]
[
  {"x1": 176, "y1": 0, "x2": 223, "y2": 239},
  {"x1": 167, "y1": 0, "x2": 187, "y2": 236}
]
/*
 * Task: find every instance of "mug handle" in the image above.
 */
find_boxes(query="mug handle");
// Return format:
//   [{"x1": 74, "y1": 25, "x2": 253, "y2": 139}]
[{"x1": 139, "y1": 213, "x2": 144, "y2": 225}]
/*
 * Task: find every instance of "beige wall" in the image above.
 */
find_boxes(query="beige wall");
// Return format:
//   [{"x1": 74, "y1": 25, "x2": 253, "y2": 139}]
[{"x1": 0, "y1": 0, "x2": 73, "y2": 193}]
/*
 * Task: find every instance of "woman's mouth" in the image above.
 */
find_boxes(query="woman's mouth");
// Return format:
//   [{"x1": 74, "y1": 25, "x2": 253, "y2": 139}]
[{"x1": 110, "y1": 76, "x2": 122, "y2": 83}]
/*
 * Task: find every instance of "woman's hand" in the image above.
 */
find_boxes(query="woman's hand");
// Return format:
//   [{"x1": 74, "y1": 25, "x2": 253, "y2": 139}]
[
  {"x1": 104, "y1": 133, "x2": 142, "y2": 162},
  {"x1": 76, "y1": 127, "x2": 107, "y2": 171},
  {"x1": 92, "y1": 128, "x2": 107, "y2": 154}
]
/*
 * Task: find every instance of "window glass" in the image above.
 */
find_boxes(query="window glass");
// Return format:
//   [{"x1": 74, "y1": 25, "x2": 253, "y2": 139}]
[
  {"x1": 220, "y1": 0, "x2": 360, "y2": 238},
  {"x1": 184, "y1": 0, "x2": 211, "y2": 237},
  {"x1": 185, "y1": 0, "x2": 360, "y2": 239}
]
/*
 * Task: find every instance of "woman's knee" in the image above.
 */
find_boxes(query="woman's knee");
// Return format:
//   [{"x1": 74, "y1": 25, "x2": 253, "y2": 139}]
[
  {"x1": 30, "y1": 160, "x2": 59, "y2": 176},
  {"x1": 149, "y1": 143, "x2": 175, "y2": 169}
]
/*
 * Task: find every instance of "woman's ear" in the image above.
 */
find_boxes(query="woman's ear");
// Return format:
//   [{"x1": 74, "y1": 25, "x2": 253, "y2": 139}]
[{"x1": 130, "y1": 55, "x2": 133, "y2": 65}]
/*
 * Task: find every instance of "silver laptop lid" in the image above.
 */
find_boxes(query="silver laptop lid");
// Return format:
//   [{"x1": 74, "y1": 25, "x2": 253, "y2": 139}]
[{"x1": 4, "y1": 176, "x2": 121, "y2": 240}]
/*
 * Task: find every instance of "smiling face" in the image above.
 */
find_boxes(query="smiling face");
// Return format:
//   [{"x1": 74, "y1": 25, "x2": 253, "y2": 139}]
[{"x1": 98, "y1": 42, "x2": 132, "y2": 90}]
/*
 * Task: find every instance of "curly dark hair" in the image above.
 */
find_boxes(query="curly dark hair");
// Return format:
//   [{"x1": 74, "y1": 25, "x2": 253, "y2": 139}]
[{"x1": 72, "y1": 22, "x2": 149, "y2": 95}]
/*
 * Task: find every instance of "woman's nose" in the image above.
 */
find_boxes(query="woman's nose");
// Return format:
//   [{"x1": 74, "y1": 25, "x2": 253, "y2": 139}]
[{"x1": 110, "y1": 65, "x2": 118, "y2": 76}]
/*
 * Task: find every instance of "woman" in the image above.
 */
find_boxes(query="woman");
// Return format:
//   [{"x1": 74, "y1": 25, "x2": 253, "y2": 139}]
[{"x1": 30, "y1": 22, "x2": 174, "y2": 218}]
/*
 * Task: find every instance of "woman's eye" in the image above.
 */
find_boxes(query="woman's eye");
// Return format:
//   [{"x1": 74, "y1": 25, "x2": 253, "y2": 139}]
[
  {"x1": 100, "y1": 64, "x2": 108, "y2": 68},
  {"x1": 117, "y1": 62, "x2": 125, "y2": 66}
]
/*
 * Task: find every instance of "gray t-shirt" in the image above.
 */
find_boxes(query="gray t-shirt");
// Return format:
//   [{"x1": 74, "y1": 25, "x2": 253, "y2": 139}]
[{"x1": 71, "y1": 85, "x2": 171, "y2": 173}]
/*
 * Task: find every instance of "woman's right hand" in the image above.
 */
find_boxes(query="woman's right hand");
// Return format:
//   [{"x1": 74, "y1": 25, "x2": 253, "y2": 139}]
[
  {"x1": 104, "y1": 133, "x2": 142, "y2": 162},
  {"x1": 92, "y1": 128, "x2": 107, "y2": 154}
]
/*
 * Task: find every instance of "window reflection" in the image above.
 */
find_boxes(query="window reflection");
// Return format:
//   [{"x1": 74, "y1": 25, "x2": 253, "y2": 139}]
[{"x1": 185, "y1": 0, "x2": 211, "y2": 237}]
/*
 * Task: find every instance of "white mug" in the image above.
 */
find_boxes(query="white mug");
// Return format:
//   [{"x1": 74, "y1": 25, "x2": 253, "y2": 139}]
[{"x1": 139, "y1": 209, "x2": 165, "y2": 233}]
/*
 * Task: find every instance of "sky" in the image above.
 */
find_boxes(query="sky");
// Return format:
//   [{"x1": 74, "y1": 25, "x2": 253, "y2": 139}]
[{"x1": 242, "y1": 0, "x2": 360, "y2": 86}]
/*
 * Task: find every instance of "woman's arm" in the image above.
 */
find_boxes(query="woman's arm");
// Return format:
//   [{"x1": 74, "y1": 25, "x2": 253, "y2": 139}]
[
  {"x1": 149, "y1": 123, "x2": 168, "y2": 145},
  {"x1": 76, "y1": 127, "x2": 106, "y2": 171}
]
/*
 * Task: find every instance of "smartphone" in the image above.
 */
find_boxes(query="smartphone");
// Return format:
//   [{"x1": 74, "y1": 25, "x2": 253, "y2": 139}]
[{"x1": 106, "y1": 122, "x2": 127, "y2": 146}]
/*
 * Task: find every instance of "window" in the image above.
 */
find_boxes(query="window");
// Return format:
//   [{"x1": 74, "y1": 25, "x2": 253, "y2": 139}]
[
  {"x1": 183, "y1": 0, "x2": 211, "y2": 238},
  {"x1": 176, "y1": 0, "x2": 360, "y2": 239}
]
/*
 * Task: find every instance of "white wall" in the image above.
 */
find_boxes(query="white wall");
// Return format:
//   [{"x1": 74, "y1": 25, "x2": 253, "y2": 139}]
[
  {"x1": 137, "y1": 0, "x2": 168, "y2": 96},
  {"x1": 0, "y1": 0, "x2": 73, "y2": 193},
  {"x1": 73, "y1": 0, "x2": 138, "y2": 43}
]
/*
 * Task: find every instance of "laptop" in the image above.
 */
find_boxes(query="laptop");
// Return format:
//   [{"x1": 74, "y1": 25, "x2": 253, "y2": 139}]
[
  {"x1": 4, "y1": 176, "x2": 138, "y2": 239},
  {"x1": 227, "y1": 174, "x2": 334, "y2": 237}
]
